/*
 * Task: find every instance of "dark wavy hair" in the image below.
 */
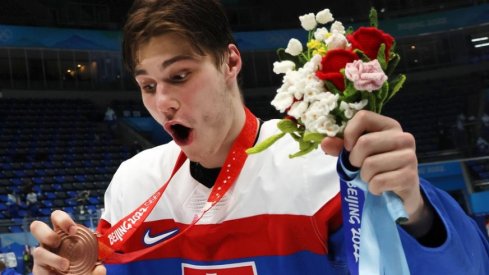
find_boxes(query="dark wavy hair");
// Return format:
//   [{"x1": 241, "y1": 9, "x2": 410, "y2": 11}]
[{"x1": 122, "y1": 0, "x2": 236, "y2": 74}]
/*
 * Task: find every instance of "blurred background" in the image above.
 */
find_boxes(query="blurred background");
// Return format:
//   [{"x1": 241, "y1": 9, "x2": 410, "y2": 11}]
[{"x1": 0, "y1": 0, "x2": 489, "y2": 273}]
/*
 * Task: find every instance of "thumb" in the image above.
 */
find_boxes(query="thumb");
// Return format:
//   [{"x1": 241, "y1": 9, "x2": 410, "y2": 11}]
[
  {"x1": 93, "y1": 264, "x2": 107, "y2": 275},
  {"x1": 320, "y1": 136, "x2": 344, "y2": 156}
]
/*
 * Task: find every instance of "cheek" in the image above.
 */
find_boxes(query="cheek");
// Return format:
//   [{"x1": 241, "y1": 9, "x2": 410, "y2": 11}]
[
  {"x1": 141, "y1": 95, "x2": 160, "y2": 121},
  {"x1": 141, "y1": 95, "x2": 153, "y2": 111}
]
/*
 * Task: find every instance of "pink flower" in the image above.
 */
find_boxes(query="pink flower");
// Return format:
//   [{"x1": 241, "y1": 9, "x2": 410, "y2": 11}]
[{"x1": 344, "y1": 59, "x2": 388, "y2": 92}]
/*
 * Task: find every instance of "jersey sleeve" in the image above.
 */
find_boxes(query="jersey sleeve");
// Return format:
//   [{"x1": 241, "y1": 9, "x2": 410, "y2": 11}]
[
  {"x1": 96, "y1": 159, "x2": 129, "y2": 233},
  {"x1": 399, "y1": 178, "x2": 489, "y2": 274}
]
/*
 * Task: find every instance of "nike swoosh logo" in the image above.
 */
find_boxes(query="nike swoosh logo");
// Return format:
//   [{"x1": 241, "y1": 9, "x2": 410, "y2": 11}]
[{"x1": 143, "y1": 228, "x2": 179, "y2": 246}]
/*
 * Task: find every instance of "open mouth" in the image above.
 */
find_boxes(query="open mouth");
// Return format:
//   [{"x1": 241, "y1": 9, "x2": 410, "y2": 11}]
[{"x1": 169, "y1": 123, "x2": 192, "y2": 145}]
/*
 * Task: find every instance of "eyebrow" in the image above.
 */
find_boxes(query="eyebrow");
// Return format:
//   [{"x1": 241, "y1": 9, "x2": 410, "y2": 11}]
[{"x1": 134, "y1": 55, "x2": 197, "y2": 77}]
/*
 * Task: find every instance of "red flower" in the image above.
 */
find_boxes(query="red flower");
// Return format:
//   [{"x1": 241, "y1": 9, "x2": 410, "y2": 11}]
[
  {"x1": 347, "y1": 27, "x2": 394, "y2": 61},
  {"x1": 315, "y1": 49, "x2": 359, "y2": 91}
]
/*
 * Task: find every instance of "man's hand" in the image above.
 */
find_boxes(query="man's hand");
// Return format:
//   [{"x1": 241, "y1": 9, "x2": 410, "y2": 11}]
[
  {"x1": 30, "y1": 210, "x2": 106, "y2": 275},
  {"x1": 321, "y1": 110, "x2": 433, "y2": 237}
]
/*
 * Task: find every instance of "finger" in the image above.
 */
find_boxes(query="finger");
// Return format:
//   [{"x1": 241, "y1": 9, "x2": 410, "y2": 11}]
[
  {"x1": 33, "y1": 264, "x2": 51, "y2": 275},
  {"x1": 349, "y1": 131, "x2": 415, "y2": 167},
  {"x1": 360, "y1": 149, "x2": 418, "y2": 185},
  {"x1": 320, "y1": 136, "x2": 344, "y2": 156},
  {"x1": 93, "y1": 264, "x2": 107, "y2": 275},
  {"x1": 30, "y1": 221, "x2": 61, "y2": 248},
  {"x1": 343, "y1": 110, "x2": 402, "y2": 151},
  {"x1": 32, "y1": 246, "x2": 70, "y2": 273},
  {"x1": 367, "y1": 166, "x2": 418, "y2": 197},
  {"x1": 51, "y1": 210, "x2": 77, "y2": 235}
]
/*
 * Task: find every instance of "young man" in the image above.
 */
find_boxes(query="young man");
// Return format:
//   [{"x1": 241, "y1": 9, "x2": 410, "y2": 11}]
[{"x1": 30, "y1": 0, "x2": 489, "y2": 274}]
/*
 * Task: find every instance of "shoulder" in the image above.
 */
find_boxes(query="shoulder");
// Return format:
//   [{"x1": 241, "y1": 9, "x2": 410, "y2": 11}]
[
  {"x1": 108, "y1": 141, "x2": 180, "y2": 196},
  {"x1": 101, "y1": 141, "x2": 181, "y2": 222},
  {"x1": 119, "y1": 141, "x2": 180, "y2": 172}
]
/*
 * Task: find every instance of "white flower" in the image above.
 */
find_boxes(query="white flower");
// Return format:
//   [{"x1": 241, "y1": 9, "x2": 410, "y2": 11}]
[
  {"x1": 282, "y1": 70, "x2": 305, "y2": 100},
  {"x1": 349, "y1": 99, "x2": 369, "y2": 110},
  {"x1": 302, "y1": 102, "x2": 324, "y2": 128},
  {"x1": 313, "y1": 27, "x2": 329, "y2": 41},
  {"x1": 282, "y1": 70, "x2": 298, "y2": 87},
  {"x1": 311, "y1": 54, "x2": 323, "y2": 66},
  {"x1": 285, "y1": 38, "x2": 303, "y2": 56},
  {"x1": 304, "y1": 113, "x2": 343, "y2": 137},
  {"x1": 303, "y1": 88, "x2": 321, "y2": 103},
  {"x1": 340, "y1": 99, "x2": 368, "y2": 119},
  {"x1": 303, "y1": 78, "x2": 326, "y2": 103},
  {"x1": 288, "y1": 101, "x2": 309, "y2": 119},
  {"x1": 330, "y1": 21, "x2": 346, "y2": 34},
  {"x1": 271, "y1": 91, "x2": 294, "y2": 113},
  {"x1": 304, "y1": 54, "x2": 323, "y2": 72},
  {"x1": 302, "y1": 92, "x2": 338, "y2": 124},
  {"x1": 303, "y1": 81, "x2": 329, "y2": 102},
  {"x1": 299, "y1": 13, "x2": 317, "y2": 31},
  {"x1": 316, "y1": 93, "x2": 339, "y2": 114},
  {"x1": 325, "y1": 31, "x2": 349, "y2": 50},
  {"x1": 314, "y1": 115, "x2": 344, "y2": 136},
  {"x1": 275, "y1": 56, "x2": 323, "y2": 106},
  {"x1": 273, "y1": 60, "x2": 296, "y2": 74},
  {"x1": 341, "y1": 105, "x2": 355, "y2": 119},
  {"x1": 316, "y1": 9, "x2": 334, "y2": 24}
]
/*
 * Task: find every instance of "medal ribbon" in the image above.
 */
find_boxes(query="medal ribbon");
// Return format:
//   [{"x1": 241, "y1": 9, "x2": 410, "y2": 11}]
[
  {"x1": 337, "y1": 149, "x2": 411, "y2": 275},
  {"x1": 97, "y1": 108, "x2": 258, "y2": 264}
]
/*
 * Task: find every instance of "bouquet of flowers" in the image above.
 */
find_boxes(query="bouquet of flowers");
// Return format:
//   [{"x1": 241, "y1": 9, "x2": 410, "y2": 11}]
[{"x1": 246, "y1": 8, "x2": 406, "y2": 158}]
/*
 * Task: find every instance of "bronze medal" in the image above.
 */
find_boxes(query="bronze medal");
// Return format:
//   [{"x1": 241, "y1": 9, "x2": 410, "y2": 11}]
[{"x1": 53, "y1": 224, "x2": 99, "y2": 275}]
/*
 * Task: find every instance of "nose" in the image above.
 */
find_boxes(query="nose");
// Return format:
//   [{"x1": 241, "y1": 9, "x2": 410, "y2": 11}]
[{"x1": 155, "y1": 85, "x2": 180, "y2": 119}]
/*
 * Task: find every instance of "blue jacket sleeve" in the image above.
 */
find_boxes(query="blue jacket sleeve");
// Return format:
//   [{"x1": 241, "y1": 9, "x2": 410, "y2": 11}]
[{"x1": 399, "y1": 178, "x2": 489, "y2": 274}]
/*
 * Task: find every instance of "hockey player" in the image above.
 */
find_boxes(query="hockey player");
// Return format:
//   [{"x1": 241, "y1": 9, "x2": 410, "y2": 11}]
[{"x1": 30, "y1": 0, "x2": 489, "y2": 274}]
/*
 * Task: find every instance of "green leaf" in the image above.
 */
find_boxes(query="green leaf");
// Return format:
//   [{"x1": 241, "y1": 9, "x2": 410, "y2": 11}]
[
  {"x1": 377, "y1": 43, "x2": 387, "y2": 70},
  {"x1": 341, "y1": 82, "x2": 359, "y2": 102},
  {"x1": 387, "y1": 74, "x2": 406, "y2": 102},
  {"x1": 369, "y1": 7, "x2": 378, "y2": 28},
  {"x1": 354, "y1": 49, "x2": 370, "y2": 62},
  {"x1": 386, "y1": 54, "x2": 400, "y2": 76},
  {"x1": 367, "y1": 92, "x2": 378, "y2": 113},
  {"x1": 377, "y1": 83, "x2": 389, "y2": 113},
  {"x1": 289, "y1": 143, "x2": 318, "y2": 158},
  {"x1": 377, "y1": 81, "x2": 389, "y2": 101},
  {"x1": 390, "y1": 40, "x2": 397, "y2": 53},
  {"x1": 332, "y1": 107, "x2": 348, "y2": 122},
  {"x1": 303, "y1": 131, "x2": 326, "y2": 143},
  {"x1": 298, "y1": 53, "x2": 309, "y2": 66},
  {"x1": 343, "y1": 81, "x2": 356, "y2": 96},
  {"x1": 377, "y1": 102, "x2": 384, "y2": 114},
  {"x1": 277, "y1": 119, "x2": 299, "y2": 133},
  {"x1": 324, "y1": 80, "x2": 342, "y2": 94},
  {"x1": 289, "y1": 132, "x2": 301, "y2": 142},
  {"x1": 299, "y1": 139, "x2": 314, "y2": 151},
  {"x1": 246, "y1": 132, "x2": 286, "y2": 155},
  {"x1": 276, "y1": 48, "x2": 291, "y2": 61},
  {"x1": 346, "y1": 26, "x2": 354, "y2": 35}
]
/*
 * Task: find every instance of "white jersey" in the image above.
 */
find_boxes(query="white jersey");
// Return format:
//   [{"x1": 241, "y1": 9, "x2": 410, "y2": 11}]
[{"x1": 100, "y1": 119, "x2": 339, "y2": 226}]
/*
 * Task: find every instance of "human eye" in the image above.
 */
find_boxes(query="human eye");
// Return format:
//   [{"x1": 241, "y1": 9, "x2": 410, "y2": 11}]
[
  {"x1": 169, "y1": 71, "x2": 190, "y2": 83},
  {"x1": 140, "y1": 82, "x2": 156, "y2": 94}
]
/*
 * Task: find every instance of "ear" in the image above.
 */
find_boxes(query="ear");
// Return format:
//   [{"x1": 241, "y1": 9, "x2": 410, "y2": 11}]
[{"x1": 224, "y1": 44, "x2": 242, "y2": 82}]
